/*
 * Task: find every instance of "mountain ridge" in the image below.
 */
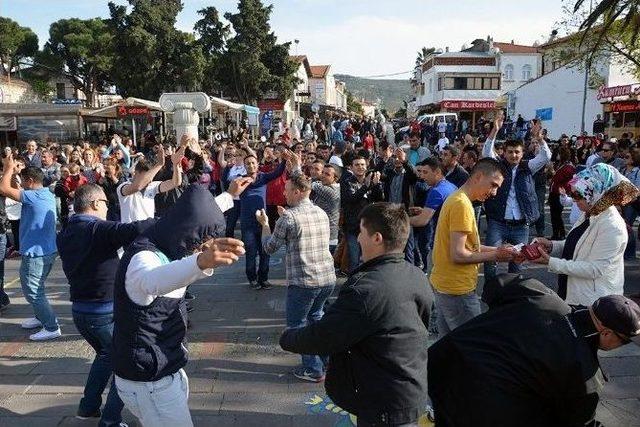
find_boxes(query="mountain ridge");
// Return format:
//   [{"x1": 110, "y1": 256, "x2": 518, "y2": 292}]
[{"x1": 335, "y1": 74, "x2": 412, "y2": 113}]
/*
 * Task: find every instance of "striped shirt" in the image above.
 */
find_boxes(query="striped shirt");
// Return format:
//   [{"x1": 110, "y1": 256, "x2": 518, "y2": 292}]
[{"x1": 262, "y1": 198, "x2": 336, "y2": 288}]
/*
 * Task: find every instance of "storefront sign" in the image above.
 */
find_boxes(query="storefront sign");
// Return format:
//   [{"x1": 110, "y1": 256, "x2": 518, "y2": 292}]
[
  {"x1": 441, "y1": 100, "x2": 495, "y2": 110},
  {"x1": 607, "y1": 101, "x2": 640, "y2": 113},
  {"x1": 258, "y1": 100, "x2": 285, "y2": 111},
  {"x1": 596, "y1": 84, "x2": 640, "y2": 100},
  {"x1": 116, "y1": 106, "x2": 149, "y2": 117}
]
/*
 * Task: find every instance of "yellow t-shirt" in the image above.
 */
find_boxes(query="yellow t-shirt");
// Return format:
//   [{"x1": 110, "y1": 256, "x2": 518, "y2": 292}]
[{"x1": 430, "y1": 189, "x2": 480, "y2": 295}]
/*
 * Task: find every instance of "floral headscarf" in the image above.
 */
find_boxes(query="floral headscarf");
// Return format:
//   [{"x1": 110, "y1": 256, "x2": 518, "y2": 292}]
[{"x1": 568, "y1": 163, "x2": 640, "y2": 216}]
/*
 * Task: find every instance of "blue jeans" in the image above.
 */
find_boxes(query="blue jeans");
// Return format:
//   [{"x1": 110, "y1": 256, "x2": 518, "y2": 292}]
[
  {"x1": 72, "y1": 311, "x2": 124, "y2": 427},
  {"x1": 242, "y1": 227, "x2": 269, "y2": 283},
  {"x1": 0, "y1": 233, "x2": 7, "y2": 301},
  {"x1": 20, "y1": 253, "x2": 58, "y2": 331},
  {"x1": 345, "y1": 232, "x2": 361, "y2": 272},
  {"x1": 624, "y1": 205, "x2": 639, "y2": 259},
  {"x1": 433, "y1": 290, "x2": 481, "y2": 337},
  {"x1": 484, "y1": 219, "x2": 529, "y2": 282},
  {"x1": 534, "y1": 185, "x2": 547, "y2": 237},
  {"x1": 286, "y1": 285, "x2": 335, "y2": 376},
  {"x1": 404, "y1": 227, "x2": 415, "y2": 265},
  {"x1": 414, "y1": 224, "x2": 433, "y2": 272}
]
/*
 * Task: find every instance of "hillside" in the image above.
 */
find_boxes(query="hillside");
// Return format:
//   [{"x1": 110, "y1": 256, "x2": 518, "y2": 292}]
[{"x1": 334, "y1": 74, "x2": 412, "y2": 114}]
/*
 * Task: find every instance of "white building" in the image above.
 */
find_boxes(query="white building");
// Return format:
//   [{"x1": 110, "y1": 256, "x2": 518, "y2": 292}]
[
  {"x1": 492, "y1": 41, "x2": 542, "y2": 94},
  {"x1": 513, "y1": 35, "x2": 637, "y2": 139},
  {"x1": 335, "y1": 80, "x2": 347, "y2": 113}
]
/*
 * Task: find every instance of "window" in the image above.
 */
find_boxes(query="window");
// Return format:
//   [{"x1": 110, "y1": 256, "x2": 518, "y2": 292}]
[
  {"x1": 552, "y1": 60, "x2": 562, "y2": 70},
  {"x1": 56, "y1": 83, "x2": 66, "y2": 99},
  {"x1": 428, "y1": 78, "x2": 432, "y2": 93},
  {"x1": 624, "y1": 112, "x2": 638, "y2": 128},
  {"x1": 438, "y1": 77, "x2": 443, "y2": 91},
  {"x1": 453, "y1": 77, "x2": 466, "y2": 90},
  {"x1": 444, "y1": 77, "x2": 455, "y2": 89},
  {"x1": 504, "y1": 64, "x2": 514, "y2": 80},
  {"x1": 522, "y1": 64, "x2": 532, "y2": 81},
  {"x1": 491, "y1": 77, "x2": 500, "y2": 90}
]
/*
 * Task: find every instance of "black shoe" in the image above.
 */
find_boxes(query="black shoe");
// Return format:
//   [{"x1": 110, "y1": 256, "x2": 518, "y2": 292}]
[
  {"x1": 259, "y1": 281, "x2": 273, "y2": 290},
  {"x1": 76, "y1": 409, "x2": 100, "y2": 420},
  {"x1": 184, "y1": 291, "x2": 196, "y2": 301},
  {"x1": 250, "y1": 281, "x2": 261, "y2": 290},
  {"x1": 186, "y1": 303, "x2": 194, "y2": 313}
]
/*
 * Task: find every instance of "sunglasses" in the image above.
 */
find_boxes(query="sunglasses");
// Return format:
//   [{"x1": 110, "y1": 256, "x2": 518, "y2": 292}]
[{"x1": 602, "y1": 149, "x2": 612, "y2": 152}]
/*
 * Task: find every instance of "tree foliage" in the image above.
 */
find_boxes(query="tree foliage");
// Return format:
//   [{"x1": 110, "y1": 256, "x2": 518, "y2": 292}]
[
  {"x1": 0, "y1": 17, "x2": 38, "y2": 75},
  {"x1": 108, "y1": 0, "x2": 205, "y2": 99},
  {"x1": 212, "y1": 0, "x2": 299, "y2": 104},
  {"x1": 415, "y1": 46, "x2": 436, "y2": 68},
  {"x1": 43, "y1": 18, "x2": 114, "y2": 106},
  {"x1": 555, "y1": 0, "x2": 640, "y2": 78},
  {"x1": 575, "y1": 0, "x2": 640, "y2": 56},
  {"x1": 346, "y1": 90, "x2": 363, "y2": 115}
]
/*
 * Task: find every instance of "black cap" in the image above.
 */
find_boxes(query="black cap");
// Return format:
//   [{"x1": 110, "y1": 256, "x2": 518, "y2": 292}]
[{"x1": 592, "y1": 295, "x2": 640, "y2": 345}]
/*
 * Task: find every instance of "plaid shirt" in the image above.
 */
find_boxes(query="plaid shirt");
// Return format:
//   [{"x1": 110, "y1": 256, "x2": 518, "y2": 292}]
[{"x1": 263, "y1": 198, "x2": 336, "y2": 288}]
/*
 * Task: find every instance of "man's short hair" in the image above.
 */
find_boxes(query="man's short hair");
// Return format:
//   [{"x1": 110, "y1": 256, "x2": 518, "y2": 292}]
[
  {"x1": 351, "y1": 155, "x2": 367, "y2": 166},
  {"x1": 359, "y1": 202, "x2": 410, "y2": 251},
  {"x1": 442, "y1": 145, "x2": 459, "y2": 157},
  {"x1": 20, "y1": 166, "x2": 44, "y2": 184},
  {"x1": 317, "y1": 144, "x2": 330, "y2": 151},
  {"x1": 422, "y1": 157, "x2": 445, "y2": 174},
  {"x1": 74, "y1": 184, "x2": 104, "y2": 213},
  {"x1": 504, "y1": 139, "x2": 524, "y2": 149},
  {"x1": 312, "y1": 158, "x2": 325, "y2": 166},
  {"x1": 289, "y1": 173, "x2": 312, "y2": 192},
  {"x1": 134, "y1": 159, "x2": 152, "y2": 173},
  {"x1": 470, "y1": 158, "x2": 504, "y2": 177},
  {"x1": 244, "y1": 154, "x2": 258, "y2": 162},
  {"x1": 409, "y1": 132, "x2": 421, "y2": 140}
]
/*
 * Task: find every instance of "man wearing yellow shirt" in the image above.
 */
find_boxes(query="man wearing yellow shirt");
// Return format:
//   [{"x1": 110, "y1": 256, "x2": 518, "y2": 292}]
[{"x1": 430, "y1": 158, "x2": 517, "y2": 336}]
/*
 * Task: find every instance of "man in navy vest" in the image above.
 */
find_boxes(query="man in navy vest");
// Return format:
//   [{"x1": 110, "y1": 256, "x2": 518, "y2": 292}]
[
  {"x1": 112, "y1": 179, "x2": 251, "y2": 427},
  {"x1": 482, "y1": 113, "x2": 551, "y2": 282},
  {"x1": 57, "y1": 184, "x2": 157, "y2": 426}
]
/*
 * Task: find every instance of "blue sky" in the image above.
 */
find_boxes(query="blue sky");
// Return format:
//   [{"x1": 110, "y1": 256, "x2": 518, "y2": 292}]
[{"x1": 3, "y1": 0, "x2": 567, "y2": 77}]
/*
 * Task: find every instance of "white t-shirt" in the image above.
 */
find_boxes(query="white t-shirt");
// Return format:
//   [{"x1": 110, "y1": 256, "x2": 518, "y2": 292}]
[
  {"x1": 227, "y1": 164, "x2": 246, "y2": 201},
  {"x1": 118, "y1": 181, "x2": 162, "y2": 223},
  {"x1": 437, "y1": 137, "x2": 450, "y2": 152},
  {"x1": 586, "y1": 153, "x2": 600, "y2": 167},
  {"x1": 329, "y1": 155, "x2": 343, "y2": 168},
  {"x1": 438, "y1": 121, "x2": 447, "y2": 134}
]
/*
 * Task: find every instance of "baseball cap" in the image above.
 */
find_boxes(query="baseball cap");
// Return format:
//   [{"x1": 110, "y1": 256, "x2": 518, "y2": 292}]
[{"x1": 592, "y1": 294, "x2": 640, "y2": 345}]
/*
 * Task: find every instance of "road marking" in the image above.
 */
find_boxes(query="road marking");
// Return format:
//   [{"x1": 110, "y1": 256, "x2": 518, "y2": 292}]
[{"x1": 5, "y1": 277, "x2": 19, "y2": 289}]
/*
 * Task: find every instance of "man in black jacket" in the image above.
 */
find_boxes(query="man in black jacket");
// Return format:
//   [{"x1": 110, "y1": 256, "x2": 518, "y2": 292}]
[
  {"x1": 340, "y1": 155, "x2": 384, "y2": 271},
  {"x1": 428, "y1": 273, "x2": 640, "y2": 427},
  {"x1": 280, "y1": 202, "x2": 432, "y2": 426}
]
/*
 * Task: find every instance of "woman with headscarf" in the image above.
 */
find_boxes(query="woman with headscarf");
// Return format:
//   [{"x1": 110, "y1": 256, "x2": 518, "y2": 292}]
[
  {"x1": 112, "y1": 179, "x2": 251, "y2": 427},
  {"x1": 531, "y1": 163, "x2": 640, "y2": 306}
]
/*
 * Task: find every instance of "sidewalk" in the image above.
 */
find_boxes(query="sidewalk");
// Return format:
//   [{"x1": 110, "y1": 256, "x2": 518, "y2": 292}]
[{"x1": 0, "y1": 247, "x2": 639, "y2": 426}]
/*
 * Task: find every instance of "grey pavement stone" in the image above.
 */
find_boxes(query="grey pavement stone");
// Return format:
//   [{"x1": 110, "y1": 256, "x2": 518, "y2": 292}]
[
  {"x1": 219, "y1": 392, "x2": 313, "y2": 416},
  {"x1": 27, "y1": 374, "x2": 86, "y2": 395},
  {"x1": 602, "y1": 376, "x2": 640, "y2": 399},
  {"x1": 597, "y1": 399, "x2": 640, "y2": 426},
  {"x1": 601, "y1": 357, "x2": 640, "y2": 377},
  {"x1": 0, "y1": 416, "x2": 63, "y2": 427},
  {"x1": 0, "y1": 375, "x2": 38, "y2": 394}
]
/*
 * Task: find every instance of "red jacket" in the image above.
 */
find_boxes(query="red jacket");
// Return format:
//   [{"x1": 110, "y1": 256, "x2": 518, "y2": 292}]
[
  {"x1": 260, "y1": 161, "x2": 287, "y2": 206},
  {"x1": 63, "y1": 174, "x2": 88, "y2": 196}
]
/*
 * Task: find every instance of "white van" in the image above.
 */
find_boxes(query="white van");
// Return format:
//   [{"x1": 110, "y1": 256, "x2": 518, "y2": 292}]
[{"x1": 399, "y1": 113, "x2": 458, "y2": 134}]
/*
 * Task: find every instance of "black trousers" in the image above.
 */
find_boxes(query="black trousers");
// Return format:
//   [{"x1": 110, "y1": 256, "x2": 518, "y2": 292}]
[{"x1": 548, "y1": 192, "x2": 566, "y2": 240}]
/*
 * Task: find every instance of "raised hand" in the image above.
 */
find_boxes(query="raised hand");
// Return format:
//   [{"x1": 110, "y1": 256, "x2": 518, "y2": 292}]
[
  {"x1": 196, "y1": 238, "x2": 246, "y2": 270},
  {"x1": 277, "y1": 205, "x2": 287, "y2": 216},
  {"x1": 255, "y1": 208, "x2": 269, "y2": 227},
  {"x1": 171, "y1": 146, "x2": 186, "y2": 166},
  {"x1": 227, "y1": 176, "x2": 253, "y2": 197},
  {"x1": 395, "y1": 147, "x2": 406, "y2": 163}
]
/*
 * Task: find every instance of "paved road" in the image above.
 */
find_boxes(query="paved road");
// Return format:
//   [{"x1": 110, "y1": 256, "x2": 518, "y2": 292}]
[{"x1": 0, "y1": 214, "x2": 639, "y2": 426}]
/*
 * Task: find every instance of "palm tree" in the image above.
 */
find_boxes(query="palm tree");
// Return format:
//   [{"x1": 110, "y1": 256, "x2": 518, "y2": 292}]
[{"x1": 415, "y1": 47, "x2": 436, "y2": 68}]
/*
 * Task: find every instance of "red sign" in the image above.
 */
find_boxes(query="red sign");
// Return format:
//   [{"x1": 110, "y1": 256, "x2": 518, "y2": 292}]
[
  {"x1": 597, "y1": 84, "x2": 640, "y2": 100},
  {"x1": 116, "y1": 106, "x2": 150, "y2": 117},
  {"x1": 609, "y1": 101, "x2": 640, "y2": 113},
  {"x1": 258, "y1": 100, "x2": 285, "y2": 111},
  {"x1": 441, "y1": 100, "x2": 496, "y2": 111}
]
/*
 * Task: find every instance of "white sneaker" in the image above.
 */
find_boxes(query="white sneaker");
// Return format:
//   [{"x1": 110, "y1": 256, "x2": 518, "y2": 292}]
[
  {"x1": 29, "y1": 327, "x2": 61, "y2": 341},
  {"x1": 21, "y1": 317, "x2": 42, "y2": 329}
]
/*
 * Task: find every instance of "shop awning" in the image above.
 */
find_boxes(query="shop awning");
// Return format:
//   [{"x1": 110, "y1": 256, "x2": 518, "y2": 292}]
[
  {"x1": 210, "y1": 96, "x2": 259, "y2": 116},
  {"x1": 81, "y1": 97, "x2": 163, "y2": 119}
]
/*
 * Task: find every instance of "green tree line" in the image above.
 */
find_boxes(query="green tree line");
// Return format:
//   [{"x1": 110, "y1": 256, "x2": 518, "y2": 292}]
[{"x1": 1, "y1": 0, "x2": 299, "y2": 107}]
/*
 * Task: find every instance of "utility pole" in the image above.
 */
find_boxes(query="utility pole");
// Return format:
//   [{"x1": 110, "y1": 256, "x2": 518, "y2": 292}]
[{"x1": 580, "y1": 0, "x2": 594, "y2": 134}]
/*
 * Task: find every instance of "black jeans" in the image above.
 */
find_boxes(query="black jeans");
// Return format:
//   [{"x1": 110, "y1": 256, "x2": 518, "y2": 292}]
[
  {"x1": 548, "y1": 192, "x2": 566, "y2": 240},
  {"x1": 225, "y1": 200, "x2": 241, "y2": 238},
  {"x1": 72, "y1": 311, "x2": 124, "y2": 427}
]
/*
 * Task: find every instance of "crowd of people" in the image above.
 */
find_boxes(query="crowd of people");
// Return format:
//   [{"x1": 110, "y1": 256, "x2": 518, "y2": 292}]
[{"x1": 0, "y1": 108, "x2": 640, "y2": 427}]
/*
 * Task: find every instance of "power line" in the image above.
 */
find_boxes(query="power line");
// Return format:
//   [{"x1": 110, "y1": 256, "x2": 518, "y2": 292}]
[{"x1": 355, "y1": 70, "x2": 414, "y2": 79}]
